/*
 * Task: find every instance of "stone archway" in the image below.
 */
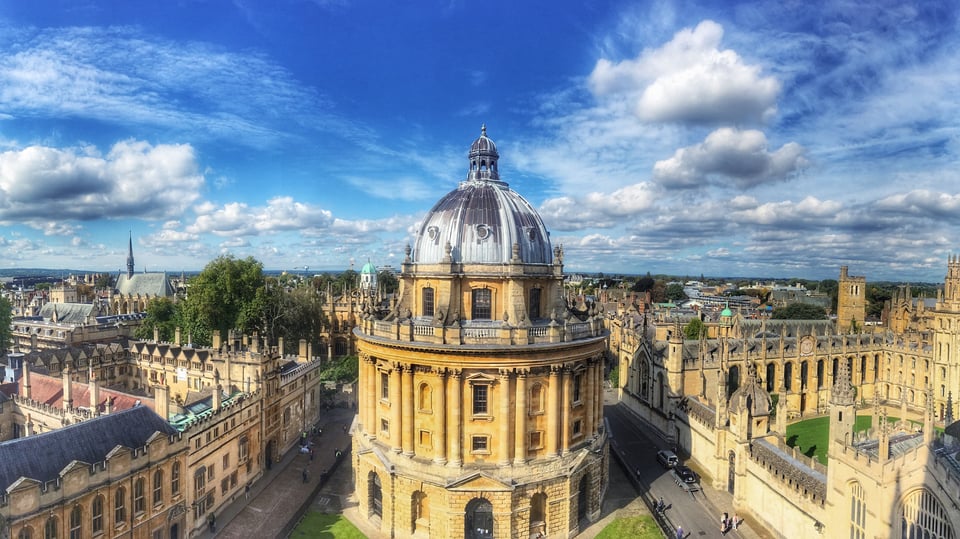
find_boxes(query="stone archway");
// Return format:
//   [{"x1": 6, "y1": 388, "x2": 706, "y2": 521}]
[{"x1": 465, "y1": 497, "x2": 494, "y2": 539}]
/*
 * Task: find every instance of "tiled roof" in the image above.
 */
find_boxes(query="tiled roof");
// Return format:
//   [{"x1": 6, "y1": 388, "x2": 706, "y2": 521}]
[
  {"x1": 116, "y1": 273, "x2": 174, "y2": 298},
  {"x1": 0, "y1": 406, "x2": 177, "y2": 491},
  {"x1": 22, "y1": 373, "x2": 151, "y2": 413}
]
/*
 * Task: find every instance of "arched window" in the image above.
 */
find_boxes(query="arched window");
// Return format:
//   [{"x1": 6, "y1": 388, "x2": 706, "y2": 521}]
[
  {"x1": 850, "y1": 482, "x2": 866, "y2": 539},
  {"x1": 530, "y1": 492, "x2": 547, "y2": 526},
  {"x1": 153, "y1": 469, "x2": 164, "y2": 505},
  {"x1": 465, "y1": 498, "x2": 494, "y2": 539},
  {"x1": 171, "y1": 462, "x2": 181, "y2": 496},
  {"x1": 114, "y1": 487, "x2": 126, "y2": 525},
  {"x1": 422, "y1": 287, "x2": 435, "y2": 318},
  {"x1": 418, "y1": 383, "x2": 432, "y2": 412},
  {"x1": 43, "y1": 518, "x2": 57, "y2": 539},
  {"x1": 69, "y1": 505, "x2": 82, "y2": 539},
  {"x1": 369, "y1": 472, "x2": 383, "y2": 518},
  {"x1": 92, "y1": 494, "x2": 104, "y2": 534},
  {"x1": 816, "y1": 360, "x2": 824, "y2": 389},
  {"x1": 899, "y1": 488, "x2": 955, "y2": 538},
  {"x1": 529, "y1": 383, "x2": 544, "y2": 414},
  {"x1": 639, "y1": 359, "x2": 650, "y2": 400},
  {"x1": 784, "y1": 362, "x2": 793, "y2": 391},
  {"x1": 528, "y1": 288, "x2": 541, "y2": 320},
  {"x1": 17, "y1": 526, "x2": 32, "y2": 539},
  {"x1": 134, "y1": 477, "x2": 145, "y2": 513},
  {"x1": 765, "y1": 363, "x2": 776, "y2": 391},
  {"x1": 471, "y1": 289, "x2": 491, "y2": 320}
]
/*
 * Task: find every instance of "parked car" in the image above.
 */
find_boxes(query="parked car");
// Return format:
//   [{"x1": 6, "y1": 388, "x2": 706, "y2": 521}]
[
  {"x1": 674, "y1": 465, "x2": 699, "y2": 484},
  {"x1": 656, "y1": 449, "x2": 678, "y2": 468}
]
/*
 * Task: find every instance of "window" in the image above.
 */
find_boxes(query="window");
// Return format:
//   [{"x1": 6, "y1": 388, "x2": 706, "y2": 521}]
[
  {"x1": 850, "y1": 482, "x2": 865, "y2": 539},
  {"x1": 530, "y1": 492, "x2": 547, "y2": 525},
  {"x1": 422, "y1": 287, "x2": 435, "y2": 318},
  {"x1": 529, "y1": 431, "x2": 543, "y2": 449},
  {"x1": 194, "y1": 467, "x2": 207, "y2": 500},
  {"x1": 114, "y1": 487, "x2": 126, "y2": 526},
  {"x1": 529, "y1": 383, "x2": 544, "y2": 414},
  {"x1": 69, "y1": 505, "x2": 81, "y2": 539},
  {"x1": 134, "y1": 477, "x2": 145, "y2": 514},
  {"x1": 44, "y1": 518, "x2": 57, "y2": 539},
  {"x1": 381, "y1": 419, "x2": 389, "y2": 437},
  {"x1": 369, "y1": 472, "x2": 383, "y2": 518},
  {"x1": 573, "y1": 373, "x2": 583, "y2": 403},
  {"x1": 17, "y1": 526, "x2": 32, "y2": 539},
  {"x1": 529, "y1": 288, "x2": 541, "y2": 320},
  {"x1": 471, "y1": 288, "x2": 491, "y2": 320},
  {"x1": 473, "y1": 385, "x2": 488, "y2": 415},
  {"x1": 381, "y1": 372, "x2": 389, "y2": 400},
  {"x1": 573, "y1": 419, "x2": 583, "y2": 436},
  {"x1": 223, "y1": 454, "x2": 230, "y2": 470},
  {"x1": 153, "y1": 470, "x2": 163, "y2": 505},
  {"x1": 239, "y1": 435, "x2": 249, "y2": 462},
  {"x1": 92, "y1": 495, "x2": 104, "y2": 534},
  {"x1": 471, "y1": 435, "x2": 489, "y2": 453},
  {"x1": 171, "y1": 462, "x2": 181, "y2": 496}
]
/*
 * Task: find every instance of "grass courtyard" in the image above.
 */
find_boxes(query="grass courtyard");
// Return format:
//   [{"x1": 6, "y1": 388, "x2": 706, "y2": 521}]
[
  {"x1": 784, "y1": 414, "x2": 929, "y2": 465},
  {"x1": 290, "y1": 512, "x2": 366, "y2": 539}
]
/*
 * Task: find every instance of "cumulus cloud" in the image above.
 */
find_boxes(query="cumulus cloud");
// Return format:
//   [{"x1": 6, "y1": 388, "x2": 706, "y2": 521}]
[
  {"x1": 539, "y1": 181, "x2": 660, "y2": 231},
  {"x1": 653, "y1": 128, "x2": 808, "y2": 189},
  {"x1": 187, "y1": 196, "x2": 334, "y2": 236},
  {"x1": 588, "y1": 20, "x2": 781, "y2": 125},
  {"x1": 875, "y1": 190, "x2": 960, "y2": 218},
  {"x1": 0, "y1": 140, "x2": 203, "y2": 223}
]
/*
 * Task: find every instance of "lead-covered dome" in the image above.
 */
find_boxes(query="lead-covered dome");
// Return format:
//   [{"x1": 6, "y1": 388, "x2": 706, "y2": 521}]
[{"x1": 413, "y1": 126, "x2": 552, "y2": 265}]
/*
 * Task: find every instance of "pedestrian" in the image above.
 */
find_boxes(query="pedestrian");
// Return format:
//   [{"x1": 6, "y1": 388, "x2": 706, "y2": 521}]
[
  {"x1": 676, "y1": 525, "x2": 684, "y2": 539},
  {"x1": 244, "y1": 483, "x2": 250, "y2": 500},
  {"x1": 302, "y1": 468, "x2": 309, "y2": 483},
  {"x1": 309, "y1": 448, "x2": 315, "y2": 461},
  {"x1": 722, "y1": 512, "x2": 728, "y2": 534},
  {"x1": 208, "y1": 513, "x2": 216, "y2": 533},
  {"x1": 733, "y1": 514, "x2": 739, "y2": 530}
]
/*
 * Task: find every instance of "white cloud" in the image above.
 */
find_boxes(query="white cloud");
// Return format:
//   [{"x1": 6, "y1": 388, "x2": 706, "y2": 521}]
[
  {"x1": 187, "y1": 196, "x2": 334, "y2": 236},
  {"x1": 540, "y1": 181, "x2": 660, "y2": 231},
  {"x1": 588, "y1": 20, "x2": 781, "y2": 125},
  {"x1": 0, "y1": 139, "x2": 203, "y2": 222},
  {"x1": 653, "y1": 128, "x2": 808, "y2": 189}
]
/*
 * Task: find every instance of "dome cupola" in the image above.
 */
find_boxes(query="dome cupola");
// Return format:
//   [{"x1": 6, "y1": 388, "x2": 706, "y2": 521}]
[{"x1": 412, "y1": 126, "x2": 552, "y2": 265}]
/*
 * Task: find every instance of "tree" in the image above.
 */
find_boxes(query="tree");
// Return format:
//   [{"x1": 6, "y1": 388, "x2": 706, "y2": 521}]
[
  {"x1": 771, "y1": 303, "x2": 827, "y2": 320},
  {"x1": 95, "y1": 274, "x2": 116, "y2": 290},
  {"x1": 378, "y1": 270, "x2": 399, "y2": 295},
  {"x1": 0, "y1": 296, "x2": 12, "y2": 353},
  {"x1": 632, "y1": 273, "x2": 655, "y2": 293},
  {"x1": 684, "y1": 317, "x2": 705, "y2": 340},
  {"x1": 178, "y1": 255, "x2": 267, "y2": 346},
  {"x1": 135, "y1": 297, "x2": 178, "y2": 341},
  {"x1": 665, "y1": 283, "x2": 687, "y2": 302}
]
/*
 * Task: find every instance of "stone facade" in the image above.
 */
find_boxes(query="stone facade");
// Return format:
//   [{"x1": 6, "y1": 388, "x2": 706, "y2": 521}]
[{"x1": 353, "y1": 127, "x2": 609, "y2": 539}]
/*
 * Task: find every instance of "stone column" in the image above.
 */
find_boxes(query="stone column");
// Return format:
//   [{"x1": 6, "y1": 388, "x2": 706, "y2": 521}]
[
  {"x1": 514, "y1": 371, "x2": 528, "y2": 465},
  {"x1": 561, "y1": 367, "x2": 572, "y2": 455},
  {"x1": 596, "y1": 357, "x2": 604, "y2": 431},
  {"x1": 435, "y1": 369, "x2": 447, "y2": 465},
  {"x1": 365, "y1": 356, "x2": 377, "y2": 438},
  {"x1": 547, "y1": 368, "x2": 560, "y2": 458},
  {"x1": 585, "y1": 361, "x2": 595, "y2": 437},
  {"x1": 390, "y1": 365, "x2": 402, "y2": 452},
  {"x1": 402, "y1": 366, "x2": 415, "y2": 456},
  {"x1": 449, "y1": 370, "x2": 463, "y2": 466},
  {"x1": 498, "y1": 371, "x2": 512, "y2": 465}
]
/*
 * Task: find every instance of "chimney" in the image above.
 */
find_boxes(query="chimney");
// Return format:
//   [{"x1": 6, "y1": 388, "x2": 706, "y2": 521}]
[
  {"x1": 155, "y1": 384, "x2": 169, "y2": 420},
  {"x1": 212, "y1": 370, "x2": 222, "y2": 410},
  {"x1": 21, "y1": 359, "x2": 31, "y2": 400},
  {"x1": 299, "y1": 339, "x2": 308, "y2": 361},
  {"x1": 89, "y1": 364, "x2": 100, "y2": 415},
  {"x1": 250, "y1": 331, "x2": 260, "y2": 353},
  {"x1": 212, "y1": 330, "x2": 222, "y2": 351},
  {"x1": 278, "y1": 337, "x2": 284, "y2": 357},
  {"x1": 153, "y1": 326, "x2": 160, "y2": 342},
  {"x1": 175, "y1": 327, "x2": 182, "y2": 346},
  {"x1": 105, "y1": 396, "x2": 114, "y2": 415},
  {"x1": 62, "y1": 364, "x2": 73, "y2": 411}
]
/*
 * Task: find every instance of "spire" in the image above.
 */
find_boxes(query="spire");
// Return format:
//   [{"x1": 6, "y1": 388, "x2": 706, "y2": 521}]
[
  {"x1": 831, "y1": 357, "x2": 856, "y2": 405},
  {"x1": 947, "y1": 391, "x2": 955, "y2": 425},
  {"x1": 126, "y1": 232, "x2": 135, "y2": 279}
]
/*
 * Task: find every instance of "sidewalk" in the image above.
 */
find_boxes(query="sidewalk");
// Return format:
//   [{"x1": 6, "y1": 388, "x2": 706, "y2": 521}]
[{"x1": 196, "y1": 407, "x2": 356, "y2": 539}]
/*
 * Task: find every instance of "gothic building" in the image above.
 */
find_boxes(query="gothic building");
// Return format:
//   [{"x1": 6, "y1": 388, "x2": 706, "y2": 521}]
[
  {"x1": 615, "y1": 261, "x2": 960, "y2": 538},
  {"x1": 111, "y1": 233, "x2": 175, "y2": 315},
  {"x1": 353, "y1": 127, "x2": 609, "y2": 539}
]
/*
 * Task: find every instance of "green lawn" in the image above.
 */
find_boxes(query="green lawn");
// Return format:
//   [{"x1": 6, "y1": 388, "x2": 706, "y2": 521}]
[
  {"x1": 594, "y1": 515, "x2": 662, "y2": 539},
  {"x1": 290, "y1": 512, "x2": 366, "y2": 539},
  {"x1": 785, "y1": 415, "x2": 872, "y2": 465}
]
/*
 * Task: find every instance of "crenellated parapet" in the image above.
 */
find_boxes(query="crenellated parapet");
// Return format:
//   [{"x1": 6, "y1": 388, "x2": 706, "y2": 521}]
[{"x1": 749, "y1": 438, "x2": 826, "y2": 504}]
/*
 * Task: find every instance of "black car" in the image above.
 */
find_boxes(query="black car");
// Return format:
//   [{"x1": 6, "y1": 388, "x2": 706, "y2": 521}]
[{"x1": 674, "y1": 465, "x2": 699, "y2": 484}]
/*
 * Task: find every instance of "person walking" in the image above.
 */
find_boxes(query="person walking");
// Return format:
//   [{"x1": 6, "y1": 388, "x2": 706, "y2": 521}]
[
  {"x1": 244, "y1": 483, "x2": 250, "y2": 500},
  {"x1": 676, "y1": 525, "x2": 684, "y2": 539},
  {"x1": 302, "y1": 468, "x2": 309, "y2": 483}
]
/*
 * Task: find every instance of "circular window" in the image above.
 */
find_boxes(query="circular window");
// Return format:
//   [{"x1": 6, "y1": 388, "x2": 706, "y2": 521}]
[{"x1": 476, "y1": 224, "x2": 490, "y2": 240}]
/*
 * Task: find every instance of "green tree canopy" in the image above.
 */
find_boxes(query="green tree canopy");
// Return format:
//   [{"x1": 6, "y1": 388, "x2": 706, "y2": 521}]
[
  {"x1": 135, "y1": 297, "x2": 178, "y2": 342},
  {"x1": 684, "y1": 317, "x2": 705, "y2": 340},
  {"x1": 665, "y1": 283, "x2": 687, "y2": 302},
  {"x1": 0, "y1": 296, "x2": 12, "y2": 352},
  {"x1": 771, "y1": 302, "x2": 827, "y2": 320},
  {"x1": 378, "y1": 270, "x2": 399, "y2": 295},
  {"x1": 178, "y1": 255, "x2": 266, "y2": 346},
  {"x1": 632, "y1": 272, "x2": 655, "y2": 293}
]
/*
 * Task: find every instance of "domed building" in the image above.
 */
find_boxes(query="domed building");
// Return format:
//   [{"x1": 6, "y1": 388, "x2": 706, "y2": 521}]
[{"x1": 353, "y1": 126, "x2": 610, "y2": 539}]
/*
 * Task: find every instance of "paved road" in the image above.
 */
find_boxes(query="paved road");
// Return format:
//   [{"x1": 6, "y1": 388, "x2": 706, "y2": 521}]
[{"x1": 605, "y1": 403, "x2": 762, "y2": 539}]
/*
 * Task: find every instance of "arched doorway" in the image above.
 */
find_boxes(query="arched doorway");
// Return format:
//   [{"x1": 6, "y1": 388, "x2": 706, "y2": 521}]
[
  {"x1": 265, "y1": 440, "x2": 275, "y2": 470},
  {"x1": 465, "y1": 497, "x2": 493, "y2": 538},
  {"x1": 370, "y1": 472, "x2": 383, "y2": 518}
]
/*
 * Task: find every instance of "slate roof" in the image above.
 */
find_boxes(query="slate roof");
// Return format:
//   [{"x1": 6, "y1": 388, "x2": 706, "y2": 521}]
[
  {"x1": 116, "y1": 272, "x2": 175, "y2": 298},
  {"x1": 0, "y1": 406, "x2": 177, "y2": 491},
  {"x1": 38, "y1": 302, "x2": 98, "y2": 325}
]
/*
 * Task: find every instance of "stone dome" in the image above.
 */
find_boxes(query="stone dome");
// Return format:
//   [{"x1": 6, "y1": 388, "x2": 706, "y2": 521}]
[{"x1": 412, "y1": 126, "x2": 552, "y2": 265}]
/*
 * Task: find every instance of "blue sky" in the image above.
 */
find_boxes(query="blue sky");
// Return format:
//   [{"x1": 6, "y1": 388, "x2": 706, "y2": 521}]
[{"x1": 0, "y1": 0, "x2": 958, "y2": 281}]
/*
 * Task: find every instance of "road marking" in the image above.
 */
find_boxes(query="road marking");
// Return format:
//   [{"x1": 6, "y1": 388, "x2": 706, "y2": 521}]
[{"x1": 248, "y1": 506, "x2": 263, "y2": 513}]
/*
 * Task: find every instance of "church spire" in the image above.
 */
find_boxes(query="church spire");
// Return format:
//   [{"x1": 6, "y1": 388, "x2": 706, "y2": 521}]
[{"x1": 126, "y1": 232, "x2": 135, "y2": 279}]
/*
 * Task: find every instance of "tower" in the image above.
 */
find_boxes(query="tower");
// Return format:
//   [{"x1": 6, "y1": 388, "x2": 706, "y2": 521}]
[
  {"x1": 126, "y1": 231, "x2": 135, "y2": 279},
  {"x1": 829, "y1": 356, "x2": 857, "y2": 451},
  {"x1": 836, "y1": 266, "x2": 865, "y2": 333},
  {"x1": 353, "y1": 127, "x2": 608, "y2": 539}
]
